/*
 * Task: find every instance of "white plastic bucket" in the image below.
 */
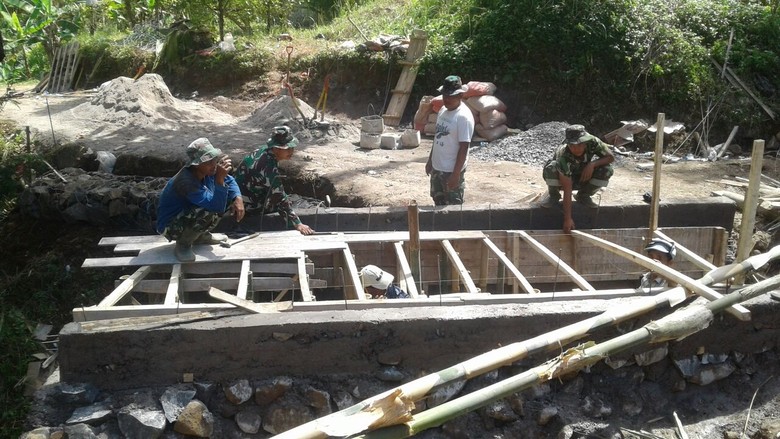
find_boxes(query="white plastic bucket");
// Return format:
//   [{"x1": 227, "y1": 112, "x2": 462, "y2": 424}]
[
  {"x1": 380, "y1": 134, "x2": 398, "y2": 150},
  {"x1": 361, "y1": 115, "x2": 384, "y2": 134},
  {"x1": 360, "y1": 132, "x2": 381, "y2": 149}
]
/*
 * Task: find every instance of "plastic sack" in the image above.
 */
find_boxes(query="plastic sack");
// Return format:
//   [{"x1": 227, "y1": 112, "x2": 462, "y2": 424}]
[
  {"x1": 430, "y1": 95, "x2": 444, "y2": 113},
  {"x1": 463, "y1": 81, "x2": 497, "y2": 98},
  {"x1": 96, "y1": 151, "x2": 117, "y2": 174},
  {"x1": 475, "y1": 123, "x2": 508, "y2": 141},
  {"x1": 424, "y1": 122, "x2": 437, "y2": 136},
  {"x1": 427, "y1": 113, "x2": 438, "y2": 123},
  {"x1": 479, "y1": 109, "x2": 507, "y2": 129},
  {"x1": 466, "y1": 95, "x2": 507, "y2": 113},
  {"x1": 413, "y1": 96, "x2": 434, "y2": 132}
]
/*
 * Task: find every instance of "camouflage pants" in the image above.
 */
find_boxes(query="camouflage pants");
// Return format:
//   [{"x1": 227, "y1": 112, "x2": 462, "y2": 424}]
[
  {"x1": 429, "y1": 169, "x2": 466, "y2": 206},
  {"x1": 162, "y1": 207, "x2": 221, "y2": 241},
  {"x1": 542, "y1": 160, "x2": 613, "y2": 191}
]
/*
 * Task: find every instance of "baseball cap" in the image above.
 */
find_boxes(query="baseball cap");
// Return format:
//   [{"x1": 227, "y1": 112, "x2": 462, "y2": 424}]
[
  {"x1": 644, "y1": 238, "x2": 676, "y2": 260},
  {"x1": 268, "y1": 126, "x2": 299, "y2": 149},
  {"x1": 360, "y1": 265, "x2": 393, "y2": 290},
  {"x1": 565, "y1": 124, "x2": 591, "y2": 144},
  {"x1": 186, "y1": 137, "x2": 222, "y2": 166},
  {"x1": 437, "y1": 75, "x2": 468, "y2": 97}
]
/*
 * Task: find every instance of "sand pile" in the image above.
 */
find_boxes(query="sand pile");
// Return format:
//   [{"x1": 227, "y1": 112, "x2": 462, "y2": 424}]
[
  {"x1": 75, "y1": 74, "x2": 236, "y2": 130},
  {"x1": 241, "y1": 94, "x2": 360, "y2": 144}
]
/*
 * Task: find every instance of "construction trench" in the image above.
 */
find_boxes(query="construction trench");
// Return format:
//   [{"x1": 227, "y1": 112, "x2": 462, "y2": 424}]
[{"x1": 24, "y1": 195, "x2": 779, "y2": 439}]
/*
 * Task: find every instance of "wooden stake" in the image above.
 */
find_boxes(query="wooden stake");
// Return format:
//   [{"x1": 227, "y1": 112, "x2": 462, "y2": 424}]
[
  {"x1": 408, "y1": 201, "x2": 421, "y2": 293},
  {"x1": 649, "y1": 113, "x2": 665, "y2": 240},
  {"x1": 735, "y1": 139, "x2": 765, "y2": 284}
]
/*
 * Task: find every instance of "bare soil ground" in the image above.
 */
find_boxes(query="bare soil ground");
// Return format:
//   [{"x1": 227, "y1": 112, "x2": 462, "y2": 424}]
[{"x1": 3, "y1": 81, "x2": 776, "y2": 211}]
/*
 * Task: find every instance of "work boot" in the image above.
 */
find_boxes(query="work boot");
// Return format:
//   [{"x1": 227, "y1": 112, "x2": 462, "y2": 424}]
[
  {"x1": 539, "y1": 188, "x2": 561, "y2": 208},
  {"x1": 575, "y1": 193, "x2": 599, "y2": 208},
  {"x1": 174, "y1": 229, "x2": 199, "y2": 262},
  {"x1": 194, "y1": 232, "x2": 226, "y2": 245}
]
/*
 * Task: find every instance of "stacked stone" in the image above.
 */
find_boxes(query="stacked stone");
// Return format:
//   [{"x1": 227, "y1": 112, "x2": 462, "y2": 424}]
[{"x1": 18, "y1": 168, "x2": 167, "y2": 229}]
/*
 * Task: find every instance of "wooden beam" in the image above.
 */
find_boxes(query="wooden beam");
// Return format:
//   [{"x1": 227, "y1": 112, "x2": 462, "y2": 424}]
[
  {"x1": 98, "y1": 266, "x2": 152, "y2": 307},
  {"x1": 208, "y1": 287, "x2": 290, "y2": 314},
  {"x1": 481, "y1": 237, "x2": 535, "y2": 294},
  {"x1": 342, "y1": 246, "x2": 366, "y2": 300},
  {"x1": 164, "y1": 264, "x2": 181, "y2": 305},
  {"x1": 298, "y1": 256, "x2": 313, "y2": 301},
  {"x1": 441, "y1": 240, "x2": 479, "y2": 293},
  {"x1": 511, "y1": 234, "x2": 521, "y2": 293},
  {"x1": 735, "y1": 139, "x2": 765, "y2": 284},
  {"x1": 515, "y1": 231, "x2": 595, "y2": 292},
  {"x1": 236, "y1": 260, "x2": 252, "y2": 300},
  {"x1": 654, "y1": 230, "x2": 716, "y2": 271},
  {"x1": 571, "y1": 230, "x2": 751, "y2": 320},
  {"x1": 649, "y1": 112, "x2": 664, "y2": 240},
  {"x1": 479, "y1": 240, "x2": 489, "y2": 292},
  {"x1": 127, "y1": 277, "x2": 319, "y2": 294},
  {"x1": 408, "y1": 201, "x2": 421, "y2": 291},
  {"x1": 394, "y1": 241, "x2": 419, "y2": 298}
]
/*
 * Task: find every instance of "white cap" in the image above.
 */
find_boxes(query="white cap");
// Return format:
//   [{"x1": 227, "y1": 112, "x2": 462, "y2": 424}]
[
  {"x1": 645, "y1": 238, "x2": 676, "y2": 260},
  {"x1": 359, "y1": 265, "x2": 393, "y2": 289}
]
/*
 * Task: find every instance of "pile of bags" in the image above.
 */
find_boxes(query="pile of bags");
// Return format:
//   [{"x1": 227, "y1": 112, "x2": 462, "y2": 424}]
[{"x1": 413, "y1": 81, "x2": 509, "y2": 141}]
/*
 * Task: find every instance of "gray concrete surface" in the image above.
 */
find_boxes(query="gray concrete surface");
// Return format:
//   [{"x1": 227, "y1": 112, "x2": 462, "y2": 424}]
[
  {"x1": 219, "y1": 196, "x2": 737, "y2": 234},
  {"x1": 59, "y1": 294, "x2": 779, "y2": 391}
]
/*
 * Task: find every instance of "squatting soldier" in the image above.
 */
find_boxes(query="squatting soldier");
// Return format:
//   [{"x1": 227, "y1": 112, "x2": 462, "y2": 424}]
[
  {"x1": 156, "y1": 137, "x2": 245, "y2": 262},
  {"x1": 234, "y1": 126, "x2": 315, "y2": 235},
  {"x1": 541, "y1": 124, "x2": 615, "y2": 233}
]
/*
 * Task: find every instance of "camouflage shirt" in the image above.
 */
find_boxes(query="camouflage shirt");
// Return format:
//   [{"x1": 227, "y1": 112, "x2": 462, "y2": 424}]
[
  {"x1": 234, "y1": 145, "x2": 301, "y2": 227},
  {"x1": 550, "y1": 135, "x2": 612, "y2": 178}
]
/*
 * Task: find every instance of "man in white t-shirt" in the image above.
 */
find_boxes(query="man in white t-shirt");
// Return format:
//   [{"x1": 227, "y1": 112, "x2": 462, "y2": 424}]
[{"x1": 425, "y1": 75, "x2": 475, "y2": 205}]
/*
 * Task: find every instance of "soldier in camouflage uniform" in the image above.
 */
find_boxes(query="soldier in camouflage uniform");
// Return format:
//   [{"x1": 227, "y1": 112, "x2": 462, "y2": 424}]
[
  {"x1": 541, "y1": 124, "x2": 615, "y2": 233},
  {"x1": 156, "y1": 137, "x2": 245, "y2": 262},
  {"x1": 234, "y1": 126, "x2": 315, "y2": 235}
]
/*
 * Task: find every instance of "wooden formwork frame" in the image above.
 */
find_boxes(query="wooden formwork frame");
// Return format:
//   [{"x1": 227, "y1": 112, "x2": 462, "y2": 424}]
[{"x1": 77, "y1": 227, "x2": 728, "y2": 322}]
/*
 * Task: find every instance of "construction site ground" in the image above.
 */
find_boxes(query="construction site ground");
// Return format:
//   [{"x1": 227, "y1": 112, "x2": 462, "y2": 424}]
[{"x1": 3, "y1": 75, "x2": 780, "y2": 438}]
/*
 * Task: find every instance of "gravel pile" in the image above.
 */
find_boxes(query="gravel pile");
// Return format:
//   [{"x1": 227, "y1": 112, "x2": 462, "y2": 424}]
[{"x1": 470, "y1": 121, "x2": 568, "y2": 166}]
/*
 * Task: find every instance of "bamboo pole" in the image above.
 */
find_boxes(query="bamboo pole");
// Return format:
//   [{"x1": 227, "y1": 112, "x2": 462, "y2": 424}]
[
  {"x1": 649, "y1": 113, "x2": 665, "y2": 240},
  {"x1": 356, "y1": 275, "x2": 780, "y2": 439},
  {"x1": 269, "y1": 247, "x2": 780, "y2": 439},
  {"x1": 571, "y1": 230, "x2": 751, "y2": 321},
  {"x1": 735, "y1": 139, "x2": 765, "y2": 284}
]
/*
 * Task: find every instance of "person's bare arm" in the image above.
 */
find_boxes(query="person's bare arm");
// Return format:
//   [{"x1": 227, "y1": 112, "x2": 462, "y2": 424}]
[
  {"x1": 560, "y1": 173, "x2": 575, "y2": 233},
  {"x1": 579, "y1": 153, "x2": 614, "y2": 182}
]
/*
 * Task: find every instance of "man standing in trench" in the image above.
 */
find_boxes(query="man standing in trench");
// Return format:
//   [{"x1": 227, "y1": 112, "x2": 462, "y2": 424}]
[
  {"x1": 541, "y1": 124, "x2": 615, "y2": 233},
  {"x1": 425, "y1": 75, "x2": 475, "y2": 205}
]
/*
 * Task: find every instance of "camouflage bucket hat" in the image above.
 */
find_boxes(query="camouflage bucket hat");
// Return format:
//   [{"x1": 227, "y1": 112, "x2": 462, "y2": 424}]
[
  {"x1": 186, "y1": 137, "x2": 222, "y2": 166},
  {"x1": 565, "y1": 124, "x2": 590, "y2": 144},
  {"x1": 268, "y1": 126, "x2": 299, "y2": 149},
  {"x1": 437, "y1": 75, "x2": 468, "y2": 97}
]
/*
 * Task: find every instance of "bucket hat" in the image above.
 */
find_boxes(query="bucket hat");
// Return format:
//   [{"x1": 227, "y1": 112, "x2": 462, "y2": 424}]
[
  {"x1": 565, "y1": 124, "x2": 591, "y2": 144},
  {"x1": 359, "y1": 265, "x2": 393, "y2": 290},
  {"x1": 268, "y1": 126, "x2": 299, "y2": 149},
  {"x1": 186, "y1": 137, "x2": 222, "y2": 166}
]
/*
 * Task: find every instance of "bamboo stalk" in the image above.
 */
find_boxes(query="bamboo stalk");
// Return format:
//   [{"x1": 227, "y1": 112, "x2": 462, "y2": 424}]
[
  {"x1": 269, "y1": 248, "x2": 780, "y2": 439},
  {"x1": 735, "y1": 140, "x2": 765, "y2": 284},
  {"x1": 357, "y1": 275, "x2": 780, "y2": 438},
  {"x1": 572, "y1": 230, "x2": 751, "y2": 320},
  {"x1": 649, "y1": 113, "x2": 665, "y2": 240}
]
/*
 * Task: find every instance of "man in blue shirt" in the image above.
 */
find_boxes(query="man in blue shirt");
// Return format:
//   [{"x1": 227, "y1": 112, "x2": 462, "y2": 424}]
[{"x1": 156, "y1": 137, "x2": 245, "y2": 261}]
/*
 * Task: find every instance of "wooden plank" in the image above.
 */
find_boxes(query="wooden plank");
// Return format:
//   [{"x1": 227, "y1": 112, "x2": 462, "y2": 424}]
[
  {"x1": 83, "y1": 246, "x2": 307, "y2": 268},
  {"x1": 512, "y1": 234, "x2": 521, "y2": 293},
  {"x1": 208, "y1": 287, "x2": 290, "y2": 314},
  {"x1": 298, "y1": 256, "x2": 313, "y2": 301},
  {"x1": 479, "y1": 240, "x2": 489, "y2": 292},
  {"x1": 98, "y1": 266, "x2": 152, "y2": 307},
  {"x1": 128, "y1": 277, "x2": 303, "y2": 294},
  {"x1": 342, "y1": 246, "x2": 366, "y2": 300},
  {"x1": 515, "y1": 231, "x2": 595, "y2": 292},
  {"x1": 571, "y1": 230, "x2": 750, "y2": 320},
  {"x1": 164, "y1": 264, "x2": 181, "y2": 305},
  {"x1": 735, "y1": 140, "x2": 765, "y2": 284},
  {"x1": 408, "y1": 201, "x2": 422, "y2": 289},
  {"x1": 649, "y1": 112, "x2": 664, "y2": 240},
  {"x1": 441, "y1": 239, "x2": 479, "y2": 293},
  {"x1": 654, "y1": 230, "x2": 716, "y2": 271},
  {"x1": 394, "y1": 241, "x2": 419, "y2": 298},
  {"x1": 482, "y1": 237, "x2": 535, "y2": 294},
  {"x1": 236, "y1": 260, "x2": 251, "y2": 299}
]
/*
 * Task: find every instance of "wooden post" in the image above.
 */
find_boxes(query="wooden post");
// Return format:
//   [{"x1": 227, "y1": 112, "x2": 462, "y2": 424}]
[
  {"x1": 408, "y1": 200, "x2": 421, "y2": 293},
  {"x1": 735, "y1": 139, "x2": 765, "y2": 284},
  {"x1": 649, "y1": 113, "x2": 665, "y2": 241}
]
